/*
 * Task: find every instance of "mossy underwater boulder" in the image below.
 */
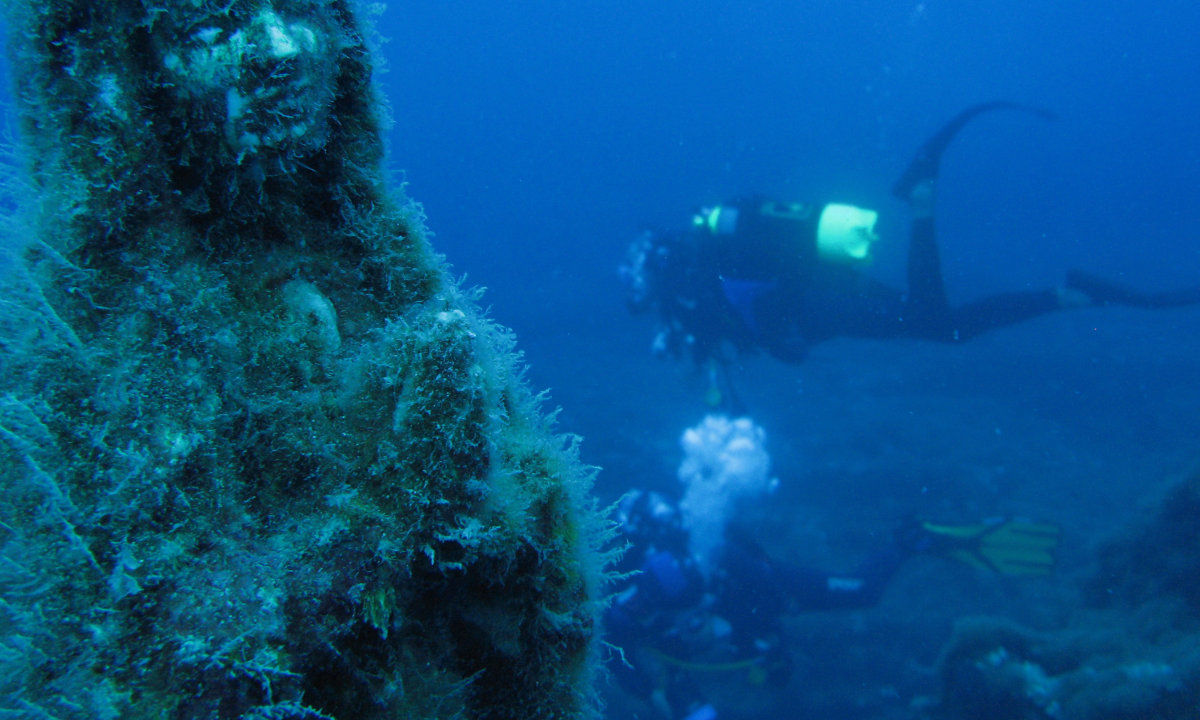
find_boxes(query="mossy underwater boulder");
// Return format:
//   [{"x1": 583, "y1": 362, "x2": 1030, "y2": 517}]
[{"x1": 0, "y1": 1, "x2": 610, "y2": 718}]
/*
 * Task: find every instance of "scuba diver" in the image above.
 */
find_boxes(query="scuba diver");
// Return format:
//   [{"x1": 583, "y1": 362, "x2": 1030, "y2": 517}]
[
  {"x1": 605, "y1": 489, "x2": 1059, "y2": 720},
  {"x1": 620, "y1": 102, "x2": 1200, "y2": 405}
]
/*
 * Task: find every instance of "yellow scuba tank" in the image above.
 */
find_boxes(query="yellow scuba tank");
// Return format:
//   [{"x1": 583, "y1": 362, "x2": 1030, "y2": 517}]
[{"x1": 816, "y1": 203, "x2": 880, "y2": 264}]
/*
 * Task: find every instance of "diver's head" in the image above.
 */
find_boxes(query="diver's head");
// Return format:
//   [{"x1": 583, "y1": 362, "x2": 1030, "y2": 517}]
[
  {"x1": 693, "y1": 204, "x2": 739, "y2": 235},
  {"x1": 617, "y1": 489, "x2": 687, "y2": 552}
]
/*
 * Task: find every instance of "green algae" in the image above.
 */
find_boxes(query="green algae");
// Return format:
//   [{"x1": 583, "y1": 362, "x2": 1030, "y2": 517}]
[{"x1": 0, "y1": 1, "x2": 612, "y2": 718}]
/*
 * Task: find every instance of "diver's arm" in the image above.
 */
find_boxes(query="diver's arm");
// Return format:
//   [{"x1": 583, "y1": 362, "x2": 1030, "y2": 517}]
[
  {"x1": 721, "y1": 531, "x2": 906, "y2": 613},
  {"x1": 775, "y1": 548, "x2": 907, "y2": 612}
]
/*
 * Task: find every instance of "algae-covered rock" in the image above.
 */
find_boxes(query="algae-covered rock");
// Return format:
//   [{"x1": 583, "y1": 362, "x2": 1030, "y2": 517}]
[{"x1": 0, "y1": 1, "x2": 610, "y2": 718}]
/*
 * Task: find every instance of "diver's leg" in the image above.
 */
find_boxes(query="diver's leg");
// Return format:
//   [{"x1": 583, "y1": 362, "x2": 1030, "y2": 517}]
[
  {"x1": 1067, "y1": 269, "x2": 1200, "y2": 308},
  {"x1": 903, "y1": 180, "x2": 954, "y2": 339},
  {"x1": 904, "y1": 188, "x2": 1076, "y2": 341},
  {"x1": 911, "y1": 265, "x2": 1200, "y2": 342},
  {"x1": 946, "y1": 291, "x2": 1062, "y2": 341},
  {"x1": 895, "y1": 102, "x2": 1057, "y2": 340},
  {"x1": 903, "y1": 201, "x2": 1073, "y2": 342}
]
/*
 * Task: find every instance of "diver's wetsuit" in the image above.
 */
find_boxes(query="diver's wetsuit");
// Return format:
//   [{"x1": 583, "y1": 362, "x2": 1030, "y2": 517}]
[
  {"x1": 746, "y1": 202, "x2": 1200, "y2": 362},
  {"x1": 718, "y1": 530, "x2": 906, "y2": 617},
  {"x1": 607, "y1": 532, "x2": 903, "y2": 649},
  {"x1": 746, "y1": 202, "x2": 1063, "y2": 362},
  {"x1": 629, "y1": 102, "x2": 1200, "y2": 368},
  {"x1": 603, "y1": 490, "x2": 931, "y2": 717},
  {"x1": 684, "y1": 191, "x2": 1067, "y2": 364},
  {"x1": 606, "y1": 527, "x2": 908, "y2": 716}
]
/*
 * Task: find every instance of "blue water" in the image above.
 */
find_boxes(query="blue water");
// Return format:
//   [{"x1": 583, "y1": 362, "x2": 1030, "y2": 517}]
[
  {"x1": 377, "y1": 1, "x2": 1200, "y2": 501},
  {"x1": 376, "y1": 2, "x2": 1200, "y2": 717}
]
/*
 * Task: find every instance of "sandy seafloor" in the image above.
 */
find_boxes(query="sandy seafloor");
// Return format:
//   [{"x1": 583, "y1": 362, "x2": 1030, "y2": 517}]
[{"x1": 510, "y1": 285, "x2": 1200, "y2": 718}]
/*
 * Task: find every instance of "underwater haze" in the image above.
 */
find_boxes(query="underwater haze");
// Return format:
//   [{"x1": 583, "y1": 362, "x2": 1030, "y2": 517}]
[
  {"x1": 380, "y1": 0, "x2": 1200, "y2": 478},
  {"x1": 3, "y1": 0, "x2": 1200, "y2": 717},
  {"x1": 378, "y1": 0, "x2": 1200, "y2": 718}
]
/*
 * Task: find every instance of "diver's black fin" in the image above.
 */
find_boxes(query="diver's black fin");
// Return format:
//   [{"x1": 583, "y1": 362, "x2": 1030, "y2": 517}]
[
  {"x1": 892, "y1": 101, "x2": 1058, "y2": 202},
  {"x1": 1065, "y1": 270, "x2": 1143, "y2": 306},
  {"x1": 1067, "y1": 269, "x2": 1200, "y2": 308}
]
